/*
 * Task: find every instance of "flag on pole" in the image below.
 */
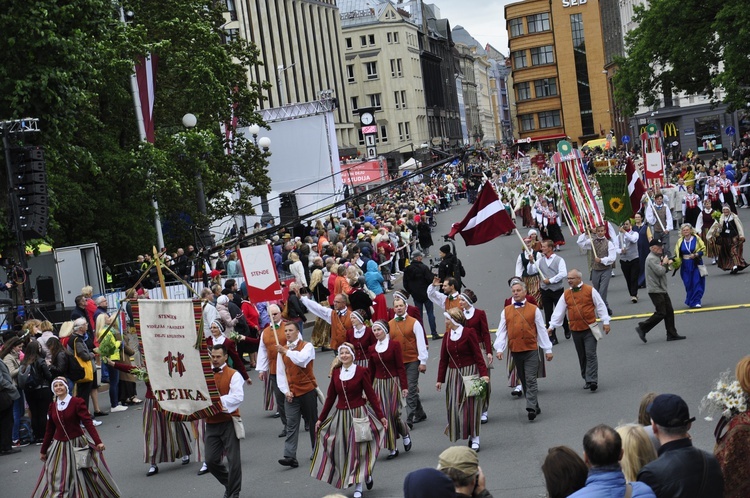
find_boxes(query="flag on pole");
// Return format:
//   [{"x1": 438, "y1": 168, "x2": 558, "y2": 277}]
[
  {"x1": 134, "y1": 54, "x2": 158, "y2": 143},
  {"x1": 598, "y1": 174, "x2": 632, "y2": 225},
  {"x1": 626, "y1": 157, "x2": 646, "y2": 215},
  {"x1": 448, "y1": 180, "x2": 515, "y2": 246}
]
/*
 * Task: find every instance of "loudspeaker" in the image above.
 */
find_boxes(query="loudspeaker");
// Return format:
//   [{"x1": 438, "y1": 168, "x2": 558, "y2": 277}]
[
  {"x1": 279, "y1": 191, "x2": 299, "y2": 225},
  {"x1": 36, "y1": 276, "x2": 56, "y2": 310}
]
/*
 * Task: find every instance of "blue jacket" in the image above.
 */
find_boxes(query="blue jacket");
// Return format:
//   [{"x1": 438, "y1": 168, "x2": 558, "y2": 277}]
[
  {"x1": 364, "y1": 260, "x2": 385, "y2": 296},
  {"x1": 569, "y1": 465, "x2": 655, "y2": 498}
]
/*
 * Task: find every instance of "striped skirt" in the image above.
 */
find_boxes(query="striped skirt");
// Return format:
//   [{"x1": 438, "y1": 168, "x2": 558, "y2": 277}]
[
  {"x1": 444, "y1": 365, "x2": 482, "y2": 442},
  {"x1": 507, "y1": 348, "x2": 546, "y2": 387},
  {"x1": 311, "y1": 301, "x2": 332, "y2": 347},
  {"x1": 31, "y1": 435, "x2": 121, "y2": 498},
  {"x1": 311, "y1": 405, "x2": 386, "y2": 489},
  {"x1": 372, "y1": 377, "x2": 408, "y2": 450},
  {"x1": 186, "y1": 419, "x2": 206, "y2": 462},
  {"x1": 479, "y1": 344, "x2": 492, "y2": 412},
  {"x1": 523, "y1": 275, "x2": 542, "y2": 304},
  {"x1": 263, "y1": 373, "x2": 275, "y2": 411},
  {"x1": 354, "y1": 358, "x2": 369, "y2": 368},
  {"x1": 142, "y1": 397, "x2": 192, "y2": 464}
]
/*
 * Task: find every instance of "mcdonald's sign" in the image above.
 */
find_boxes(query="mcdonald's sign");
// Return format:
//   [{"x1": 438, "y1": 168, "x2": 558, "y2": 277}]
[{"x1": 663, "y1": 122, "x2": 679, "y2": 137}]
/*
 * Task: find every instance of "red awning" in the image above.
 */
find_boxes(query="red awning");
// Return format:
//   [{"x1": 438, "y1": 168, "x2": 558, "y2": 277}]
[{"x1": 517, "y1": 133, "x2": 566, "y2": 144}]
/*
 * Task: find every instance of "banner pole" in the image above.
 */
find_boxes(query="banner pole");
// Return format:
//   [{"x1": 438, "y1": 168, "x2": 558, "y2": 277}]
[{"x1": 153, "y1": 246, "x2": 168, "y2": 299}]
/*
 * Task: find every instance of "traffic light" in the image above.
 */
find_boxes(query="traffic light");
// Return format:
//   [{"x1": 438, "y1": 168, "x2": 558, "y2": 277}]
[{"x1": 10, "y1": 146, "x2": 48, "y2": 239}]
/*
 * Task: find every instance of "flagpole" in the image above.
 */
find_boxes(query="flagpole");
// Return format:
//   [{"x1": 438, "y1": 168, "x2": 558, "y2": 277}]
[{"x1": 514, "y1": 229, "x2": 542, "y2": 274}]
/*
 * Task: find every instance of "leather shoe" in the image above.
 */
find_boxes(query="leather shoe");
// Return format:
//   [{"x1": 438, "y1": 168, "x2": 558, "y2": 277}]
[
  {"x1": 583, "y1": 382, "x2": 591, "y2": 389},
  {"x1": 271, "y1": 412, "x2": 281, "y2": 418},
  {"x1": 635, "y1": 326, "x2": 647, "y2": 343},
  {"x1": 527, "y1": 408, "x2": 537, "y2": 421},
  {"x1": 551, "y1": 337, "x2": 559, "y2": 346},
  {"x1": 147, "y1": 465, "x2": 158, "y2": 476},
  {"x1": 386, "y1": 450, "x2": 399, "y2": 460},
  {"x1": 278, "y1": 430, "x2": 287, "y2": 438},
  {"x1": 431, "y1": 335, "x2": 441, "y2": 341},
  {"x1": 366, "y1": 476, "x2": 374, "y2": 490},
  {"x1": 94, "y1": 411, "x2": 109, "y2": 417},
  {"x1": 413, "y1": 414, "x2": 427, "y2": 424},
  {"x1": 589, "y1": 383, "x2": 598, "y2": 392},
  {"x1": 403, "y1": 439, "x2": 412, "y2": 452},
  {"x1": 278, "y1": 457, "x2": 299, "y2": 468},
  {"x1": 564, "y1": 331, "x2": 571, "y2": 340},
  {"x1": 406, "y1": 419, "x2": 414, "y2": 429},
  {"x1": 667, "y1": 334, "x2": 686, "y2": 341}
]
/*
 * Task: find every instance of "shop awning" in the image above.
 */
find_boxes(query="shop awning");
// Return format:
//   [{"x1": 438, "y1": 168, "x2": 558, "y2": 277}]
[{"x1": 516, "y1": 133, "x2": 567, "y2": 144}]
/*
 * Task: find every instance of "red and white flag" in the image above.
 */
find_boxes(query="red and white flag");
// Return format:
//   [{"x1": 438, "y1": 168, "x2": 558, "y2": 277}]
[
  {"x1": 448, "y1": 180, "x2": 515, "y2": 246},
  {"x1": 626, "y1": 157, "x2": 646, "y2": 215},
  {"x1": 134, "y1": 54, "x2": 158, "y2": 143}
]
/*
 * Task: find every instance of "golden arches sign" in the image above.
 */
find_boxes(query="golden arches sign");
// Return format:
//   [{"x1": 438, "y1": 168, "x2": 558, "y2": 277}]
[{"x1": 663, "y1": 122, "x2": 678, "y2": 137}]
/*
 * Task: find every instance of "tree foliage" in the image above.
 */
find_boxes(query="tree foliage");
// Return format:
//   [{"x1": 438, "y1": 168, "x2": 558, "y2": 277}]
[
  {"x1": 613, "y1": 0, "x2": 750, "y2": 117},
  {"x1": 0, "y1": 0, "x2": 270, "y2": 264}
]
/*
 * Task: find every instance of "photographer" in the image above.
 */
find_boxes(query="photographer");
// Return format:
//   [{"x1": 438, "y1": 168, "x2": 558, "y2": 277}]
[
  {"x1": 437, "y1": 244, "x2": 464, "y2": 291},
  {"x1": 436, "y1": 446, "x2": 493, "y2": 498}
]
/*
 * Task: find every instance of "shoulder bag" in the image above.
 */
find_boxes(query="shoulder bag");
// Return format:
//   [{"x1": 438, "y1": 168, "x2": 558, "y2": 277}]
[
  {"x1": 56, "y1": 407, "x2": 93, "y2": 470},
  {"x1": 445, "y1": 338, "x2": 481, "y2": 397},
  {"x1": 72, "y1": 338, "x2": 94, "y2": 383},
  {"x1": 341, "y1": 371, "x2": 373, "y2": 443},
  {"x1": 231, "y1": 416, "x2": 245, "y2": 440}
]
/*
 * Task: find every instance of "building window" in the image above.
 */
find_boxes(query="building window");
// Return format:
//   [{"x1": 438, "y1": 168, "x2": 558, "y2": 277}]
[
  {"x1": 223, "y1": 0, "x2": 237, "y2": 21},
  {"x1": 516, "y1": 82, "x2": 531, "y2": 101},
  {"x1": 520, "y1": 114, "x2": 535, "y2": 132},
  {"x1": 368, "y1": 34, "x2": 375, "y2": 46},
  {"x1": 387, "y1": 32, "x2": 399, "y2": 44},
  {"x1": 360, "y1": 35, "x2": 367, "y2": 47},
  {"x1": 222, "y1": 28, "x2": 239, "y2": 44},
  {"x1": 345, "y1": 37, "x2": 352, "y2": 49},
  {"x1": 369, "y1": 93, "x2": 382, "y2": 110},
  {"x1": 527, "y1": 13, "x2": 550, "y2": 33},
  {"x1": 571, "y1": 13, "x2": 594, "y2": 135},
  {"x1": 394, "y1": 90, "x2": 407, "y2": 109},
  {"x1": 530, "y1": 45, "x2": 554, "y2": 66},
  {"x1": 357, "y1": 129, "x2": 365, "y2": 146},
  {"x1": 534, "y1": 78, "x2": 557, "y2": 97},
  {"x1": 538, "y1": 110, "x2": 561, "y2": 129},
  {"x1": 350, "y1": 96, "x2": 359, "y2": 111},
  {"x1": 510, "y1": 18, "x2": 524, "y2": 38},
  {"x1": 387, "y1": 33, "x2": 392, "y2": 43},
  {"x1": 398, "y1": 122, "x2": 411, "y2": 141},
  {"x1": 512, "y1": 50, "x2": 527, "y2": 69},
  {"x1": 695, "y1": 115, "x2": 723, "y2": 152},
  {"x1": 365, "y1": 62, "x2": 378, "y2": 80},
  {"x1": 392, "y1": 32, "x2": 399, "y2": 43},
  {"x1": 379, "y1": 125, "x2": 389, "y2": 144},
  {"x1": 390, "y1": 59, "x2": 403, "y2": 78},
  {"x1": 346, "y1": 64, "x2": 355, "y2": 83}
]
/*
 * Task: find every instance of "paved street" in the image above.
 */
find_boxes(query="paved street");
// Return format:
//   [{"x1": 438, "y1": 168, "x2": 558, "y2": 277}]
[{"x1": 2, "y1": 201, "x2": 749, "y2": 498}]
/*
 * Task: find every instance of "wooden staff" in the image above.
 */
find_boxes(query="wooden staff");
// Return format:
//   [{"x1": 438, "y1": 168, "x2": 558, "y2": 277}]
[
  {"x1": 514, "y1": 229, "x2": 542, "y2": 274},
  {"x1": 645, "y1": 192, "x2": 667, "y2": 233},
  {"x1": 153, "y1": 246, "x2": 167, "y2": 299}
]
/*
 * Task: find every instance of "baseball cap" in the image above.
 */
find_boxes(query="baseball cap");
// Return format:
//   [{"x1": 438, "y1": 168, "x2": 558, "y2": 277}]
[
  {"x1": 411, "y1": 250, "x2": 424, "y2": 258},
  {"x1": 437, "y1": 446, "x2": 479, "y2": 476},
  {"x1": 647, "y1": 394, "x2": 696, "y2": 427},
  {"x1": 649, "y1": 238, "x2": 664, "y2": 247}
]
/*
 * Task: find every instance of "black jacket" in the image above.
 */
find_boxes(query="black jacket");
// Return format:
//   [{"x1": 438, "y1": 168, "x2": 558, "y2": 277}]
[
  {"x1": 403, "y1": 260, "x2": 434, "y2": 303},
  {"x1": 437, "y1": 253, "x2": 463, "y2": 290},
  {"x1": 637, "y1": 437, "x2": 724, "y2": 498}
]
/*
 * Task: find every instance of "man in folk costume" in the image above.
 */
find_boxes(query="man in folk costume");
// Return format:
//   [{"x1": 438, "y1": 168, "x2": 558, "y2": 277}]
[
  {"x1": 256, "y1": 304, "x2": 288, "y2": 436},
  {"x1": 576, "y1": 225, "x2": 617, "y2": 314},
  {"x1": 646, "y1": 192, "x2": 673, "y2": 249},
  {"x1": 427, "y1": 276, "x2": 463, "y2": 337},
  {"x1": 205, "y1": 344, "x2": 244, "y2": 498},
  {"x1": 525, "y1": 239, "x2": 569, "y2": 345},
  {"x1": 389, "y1": 294, "x2": 428, "y2": 428},
  {"x1": 547, "y1": 270, "x2": 611, "y2": 393},
  {"x1": 276, "y1": 321, "x2": 318, "y2": 469},
  {"x1": 494, "y1": 280, "x2": 554, "y2": 421},
  {"x1": 672, "y1": 177, "x2": 689, "y2": 228},
  {"x1": 301, "y1": 292, "x2": 353, "y2": 351}
]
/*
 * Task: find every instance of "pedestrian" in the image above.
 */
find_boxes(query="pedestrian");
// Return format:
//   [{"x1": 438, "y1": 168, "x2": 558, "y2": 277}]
[
  {"x1": 634, "y1": 239, "x2": 686, "y2": 343},
  {"x1": 547, "y1": 269, "x2": 611, "y2": 392},
  {"x1": 458, "y1": 289, "x2": 493, "y2": 424},
  {"x1": 437, "y1": 244, "x2": 464, "y2": 290},
  {"x1": 716, "y1": 204, "x2": 747, "y2": 274},
  {"x1": 1, "y1": 336, "x2": 27, "y2": 447},
  {"x1": 637, "y1": 394, "x2": 724, "y2": 497},
  {"x1": 526, "y1": 239, "x2": 569, "y2": 344},
  {"x1": 495, "y1": 279, "x2": 553, "y2": 420},
  {"x1": 256, "y1": 304, "x2": 288, "y2": 435},
  {"x1": 616, "y1": 423, "x2": 658, "y2": 482},
  {"x1": 634, "y1": 213, "x2": 652, "y2": 288},
  {"x1": 502, "y1": 278, "x2": 543, "y2": 399},
  {"x1": 577, "y1": 224, "x2": 616, "y2": 313},
  {"x1": 0, "y1": 342, "x2": 21, "y2": 455},
  {"x1": 403, "y1": 250, "x2": 439, "y2": 340},
  {"x1": 19, "y1": 341, "x2": 53, "y2": 445},
  {"x1": 618, "y1": 220, "x2": 641, "y2": 303},
  {"x1": 673, "y1": 223, "x2": 706, "y2": 308},
  {"x1": 541, "y1": 446, "x2": 588, "y2": 498}
]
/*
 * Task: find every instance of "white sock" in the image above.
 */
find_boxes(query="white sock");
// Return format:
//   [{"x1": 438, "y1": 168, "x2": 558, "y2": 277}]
[
  {"x1": 355, "y1": 483, "x2": 363, "y2": 492},
  {"x1": 471, "y1": 436, "x2": 480, "y2": 444},
  {"x1": 403, "y1": 435, "x2": 411, "y2": 445},
  {"x1": 390, "y1": 449, "x2": 397, "y2": 455},
  {"x1": 481, "y1": 411, "x2": 488, "y2": 418}
]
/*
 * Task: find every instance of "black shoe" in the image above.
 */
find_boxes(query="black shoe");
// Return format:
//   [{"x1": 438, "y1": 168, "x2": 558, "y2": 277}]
[
  {"x1": 278, "y1": 457, "x2": 299, "y2": 468},
  {"x1": 94, "y1": 411, "x2": 109, "y2": 417},
  {"x1": 0, "y1": 448, "x2": 21, "y2": 455},
  {"x1": 278, "y1": 430, "x2": 287, "y2": 438},
  {"x1": 386, "y1": 450, "x2": 400, "y2": 460},
  {"x1": 271, "y1": 412, "x2": 281, "y2": 418},
  {"x1": 564, "y1": 331, "x2": 571, "y2": 340},
  {"x1": 320, "y1": 346, "x2": 332, "y2": 352},
  {"x1": 511, "y1": 388, "x2": 523, "y2": 398},
  {"x1": 607, "y1": 308, "x2": 613, "y2": 316},
  {"x1": 403, "y1": 438, "x2": 412, "y2": 452},
  {"x1": 413, "y1": 414, "x2": 427, "y2": 424},
  {"x1": 589, "y1": 383, "x2": 598, "y2": 392},
  {"x1": 667, "y1": 334, "x2": 687, "y2": 341},
  {"x1": 197, "y1": 465, "x2": 209, "y2": 476},
  {"x1": 147, "y1": 465, "x2": 158, "y2": 476},
  {"x1": 366, "y1": 476, "x2": 374, "y2": 490},
  {"x1": 431, "y1": 335, "x2": 441, "y2": 341},
  {"x1": 406, "y1": 419, "x2": 414, "y2": 429},
  {"x1": 551, "y1": 336, "x2": 559, "y2": 346},
  {"x1": 527, "y1": 409, "x2": 537, "y2": 421},
  {"x1": 583, "y1": 382, "x2": 591, "y2": 389},
  {"x1": 635, "y1": 326, "x2": 647, "y2": 343}
]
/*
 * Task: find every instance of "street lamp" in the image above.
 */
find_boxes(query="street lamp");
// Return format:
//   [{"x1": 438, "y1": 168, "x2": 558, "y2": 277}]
[
  {"x1": 248, "y1": 124, "x2": 273, "y2": 226},
  {"x1": 182, "y1": 113, "x2": 214, "y2": 248}
]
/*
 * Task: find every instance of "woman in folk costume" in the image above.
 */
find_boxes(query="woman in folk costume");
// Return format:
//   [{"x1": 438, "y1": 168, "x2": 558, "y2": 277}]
[
  {"x1": 672, "y1": 223, "x2": 706, "y2": 309},
  {"x1": 696, "y1": 198, "x2": 720, "y2": 264},
  {"x1": 534, "y1": 198, "x2": 548, "y2": 238},
  {"x1": 105, "y1": 359, "x2": 192, "y2": 476},
  {"x1": 346, "y1": 309, "x2": 376, "y2": 368},
  {"x1": 368, "y1": 320, "x2": 412, "y2": 460},
  {"x1": 544, "y1": 198, "x2": 566, "y2": 248},
  {"x1": 31, "y1": 377, "x2": 121, "y2": 497},
  {"x1": 515, "y1": 229, "x2": 543, "y2": 304},
  {"x1": 312, "y1": 343, "x2": 387, "y2": 498},
  {"x1": 457, "y1": 289, "x2": 493, "y2": 424},
  {"x1": 309, "y1": 268, "x2": 332, "y2": 349},
  {"x1": 436, "y1": 308, "x2": 489, "y2": 452},
  {"x1": 716, "y1": 204, "x2": 748, "y2": 274}
]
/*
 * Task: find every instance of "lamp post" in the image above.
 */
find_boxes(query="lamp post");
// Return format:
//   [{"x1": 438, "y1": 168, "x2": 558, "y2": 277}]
[
  {"x1": 248, "y1": 124, "x2": 273, "y2": 226},
  {"x1": 182, "y1": 113, "x2": 214, "y2": 247}
]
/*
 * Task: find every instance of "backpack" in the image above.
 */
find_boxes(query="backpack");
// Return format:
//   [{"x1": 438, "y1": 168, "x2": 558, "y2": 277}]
[
  {"x1": 18, "y1": 416, "x2": 34, "y2": 446},
  {"x1": 17, "y1": 364, "x2": 36, "y2": 390}
]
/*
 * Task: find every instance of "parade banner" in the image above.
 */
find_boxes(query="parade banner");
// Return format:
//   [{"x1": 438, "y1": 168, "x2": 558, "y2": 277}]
[
  {"x1": 238, "y1": 244, "x2": 284, "y2": 302},
  {"x1": 597, "y1": 174, "x2": 633, "y2": 225},
  {"x1": 134, "y1": 300, "x2": 222, "y2": 421},
  {"x1": 553, "y1": 140, "x2": 604, "y2": 235}
]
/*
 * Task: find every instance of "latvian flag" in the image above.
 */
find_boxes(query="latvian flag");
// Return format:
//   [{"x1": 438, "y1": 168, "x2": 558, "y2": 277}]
[
  {"x1": 134, "y1": 54, "x2": 158, "y2": 143},
  {"x1": 448, "y1": 180, "x2": 516, "y2": 246}
]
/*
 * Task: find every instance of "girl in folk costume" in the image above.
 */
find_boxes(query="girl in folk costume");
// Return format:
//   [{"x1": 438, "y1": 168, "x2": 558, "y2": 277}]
[
  {"x1": 673, "y1": 224, "x2": 706, "y2": 309},
  {"x1": 436, "y1": 308, "x2": 489, "y2": 452},
  {"x1": 716, "y1": 205, "x2": 748, "y2": 274},
  {"x1": 682, "y1": 184, "x2": 702, "y2": 229},
  {"x1": 105, "y1": 360, "x2": 193, "y2": 476},
  {"x1": 367, "y1": 320, "x2": 412, "y2": 460},
  {"x1": 534, "y1": 199, "x2": 548, "y2": 238},
  {"x1": 312, "y1": 343, "x2": 387, "y2": 498},
  {"x1": 457, "y1": 289, "x2": 493, "y2": 424},
  {"x1": 347, "y1": 309, "x2": 376, "y2": 368},
  {"x1": 705, "y1": 177, "x2": 725, "y2": 213},
  {"x1": 544, "y1": 199, "x2": 566, "y2": 249},
  {"x1": 31, "y1": 377, "x2": 121, "y2": 497},
  {"x1": 696, "y1": 198, "x2": 720, "y2": 265},
  {"x1": 719, "y1": 172, "x2": 738, "y2": 213}
]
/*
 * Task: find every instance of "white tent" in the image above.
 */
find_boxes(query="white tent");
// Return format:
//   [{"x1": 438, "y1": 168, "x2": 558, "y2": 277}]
[{"x1": 398, "y1": 157, "x2": 422, "y2": 171}]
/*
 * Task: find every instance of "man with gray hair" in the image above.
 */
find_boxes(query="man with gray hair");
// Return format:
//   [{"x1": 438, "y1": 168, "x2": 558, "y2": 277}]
[
  {"x1": 256, "y1": 304, "x2": 288, "y2": 436},
  {"x1": 69, "y1": 317, "x2": 102, "y2": 426}
]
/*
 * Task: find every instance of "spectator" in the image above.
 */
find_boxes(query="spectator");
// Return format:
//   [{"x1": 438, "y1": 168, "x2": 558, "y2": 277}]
[
  {"x1": 616, "y1": 424, "x2": 658, "y2": 482},
  {"x1": 541, "y1": 446, "x2": 588, "y2": 498},
  {"x1": 403, "y1": 468, "x2": 456, "y2": 498},
  {"x1": 637, "y1": 392, "x2": 661, "y2": 451},
  {"x1": 714, "y1": 355, "x2": 750, "y2": 497},
  {"x1": 436, "y1": 446, "x2": 493, "y2": 498}
]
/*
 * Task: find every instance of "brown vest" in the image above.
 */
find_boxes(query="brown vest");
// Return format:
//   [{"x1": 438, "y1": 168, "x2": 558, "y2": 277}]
[
  {"x1": 282, "y1": 340, "x2": 317, "y2": 397},
  {"x1": 330, "y1": 309, "x2": 352, "y2": 350},
  {"x1": 563, "y1": 285, "x2": 597, "y2": 332},
  {"x1": 591, "y1": 238, "x2": 611, "y2": 270},
  {"x1": 206, "y1": 365, "x2": 240, "y2": 424},
  {"x1": 389, "y1": 314, "x2": 418, "y2": 364},
  {"x1": 261, "y1": 323, "x2": 286, "y2": 375},
  {"x1": 444, "y1": 295, "x2": 462, "y2": 334},
  {"x1": 504, "y1": 303, "x2": 539, "y2": 352}
]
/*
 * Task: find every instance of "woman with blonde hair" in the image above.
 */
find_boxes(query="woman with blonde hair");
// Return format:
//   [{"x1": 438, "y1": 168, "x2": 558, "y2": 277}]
[
  {"x1": 310, "y1": 268, "x2": 332, "y2": 349},
  {"x1": 714, "y1": 355, "x2": 750, "y2": 497},
  {"x1": 96, "y1": 314, "x2": 128, "y2": 413},
  {"x1": 673, "y1": 223, "x2": 706, "y2": 308},
  {"x1": 288, "y1": 251, "x2": 307, "y2": 287},
  {"x1": 616, "y1": 423, "x2": 658, "y2": 482}
]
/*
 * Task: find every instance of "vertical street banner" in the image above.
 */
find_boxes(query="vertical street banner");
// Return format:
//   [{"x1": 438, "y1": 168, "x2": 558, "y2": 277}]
[
  {"x1": 597, "y1": 174, "x2": 633, "y2": 225},
  {"x1": 134, "y1": 300, "x2": 222, "y2": 420},
  {"x1": 238, "y1": 244, "x2": 283, "y2": 302}
]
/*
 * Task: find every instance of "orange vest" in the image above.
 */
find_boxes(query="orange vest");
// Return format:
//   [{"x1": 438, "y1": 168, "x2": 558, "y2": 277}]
[
  {"x1": 206, "y1": 365, "x2": 240, "y2": 424},
  {"x1": 444, "y1": 295, "x2": 461, "y2": 334},
  {"x1": 389, "y1": 314, "x2": 418, "y2": 363},
  {"x1": 330, "y1": 309, "x2": 352, "y2": 350},
  {"x1": 282, "y1": 340, "x2": 317, "y2": 397},
  {"x1": 563, "y1": 285, "x2": 597, "y2": 332},
  {"x1": 261, "y1": 322, "x2": 287, "y2": 375},
  {"x1": 504, "y1": 303, "x2": 539, "y2": 352}
]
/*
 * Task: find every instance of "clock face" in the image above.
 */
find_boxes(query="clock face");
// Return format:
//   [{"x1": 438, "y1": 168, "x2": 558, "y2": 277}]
[{"x1": 360, "y1": 112, "x2": 374, "y2": 125}]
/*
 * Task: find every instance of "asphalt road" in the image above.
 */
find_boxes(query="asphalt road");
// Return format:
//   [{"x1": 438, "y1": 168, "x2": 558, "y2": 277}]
[{"x1": 3, "y1": 201, "x2": 750, "y2": 498}]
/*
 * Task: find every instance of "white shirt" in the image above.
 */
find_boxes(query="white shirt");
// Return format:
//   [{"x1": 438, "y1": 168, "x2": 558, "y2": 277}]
[
  {"x1": 427, "y1": 285, "x2": 457, "y2": 310},
  {"x1": 214, "y1": 363, "x2": 244, "y2": 413},
  {"x1": 548, "y1": 285, "x2": 611, "y2": 329},
  {"x1": 646, "y1": 201, "x2": 674, "y2": 231},
  {"x1": 526, "y1": 253, "x2": 567, "y2": 283},
  {"x1": 393, "y1": 313, "x2": 428, "y2": 365},
  {"x1": 375, "y1": 336, "x2": 389, "y2": 354},
  {"x1": 494, "y1": 302, "x2": 553, "y2": 354},
  {"x1": 56, "y1": 394, "x2": 72, "y2": 411},
  {"x1": 275, "y1": 340, "x2": 316, "y2": 395},
  {"x1": 255, "y1": 320, "x2": 284, "y2": 373},
  {"x1": 301, "y1": 296, "x2": 336, "y2": 324}
]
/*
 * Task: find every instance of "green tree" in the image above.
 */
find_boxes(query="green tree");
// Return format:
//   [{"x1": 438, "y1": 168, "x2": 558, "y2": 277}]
[
  {"x1": 613, "y1": 0, "x2": 750, "y2": 116},
  {"x1": 0, "y1": 0, "x2": 270, "y2": 265}
]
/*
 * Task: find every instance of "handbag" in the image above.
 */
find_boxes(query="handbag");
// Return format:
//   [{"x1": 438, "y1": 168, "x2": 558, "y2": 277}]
[
  {"x1": 72, "y1": 341, "x2": 94, "y2": 384},
  {"x1": 231, "y1": 416, "x2": 245, "y2": 440},
  {"x1": 698, "y1": 264, "x2": 708, "y2": 277},
  {"x1": 462, "y1": 374, "x2": 482, "y2": 397},
  {"x1": 341, "y1": 373, "x2": 373, "y2": 443}
]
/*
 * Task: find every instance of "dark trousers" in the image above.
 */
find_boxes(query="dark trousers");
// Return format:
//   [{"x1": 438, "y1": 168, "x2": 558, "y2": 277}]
[
  {"x1": 103, "y1": 363, "x2": 120, "y2": 408},
  {"x1": 283, "y1": 389, "x2": 318, "y2": 459},
  {"x1": 639, "y1": 292, "x2": 678, "y2": 337},
  {"x1": 414, "y1": 299, "x2": 437, "y2": 336},
  {"x1": 620, "y1": 259, "x2": 640, "y2": 298},
  {"x1": 405, "y1": 361, "x2": 426, "y2": 422},
  {"x1": 25, "y1": 388, "x2": 53, "y2": 442},
  {"x1": 74, "y1": 381, "x2": 93, "y2": 415},
  {"x1": 205, "y1": 420, "x2": 242, "y2": 498},
  {"x1": 0, "y1": 401, "x2": 13, "y2": 451},
  {"x1": 572, "y1": 330, "x2": 598, "y2": 384},
  {"x1": 541, "y1": 288, "x2": 569, "y2": 337},
  {"x1": 270, "y1": 374, "x2": 287, "y2": 427},
  {"x1": 512, "y1": 350, "x2": 540, "y2": 412}
]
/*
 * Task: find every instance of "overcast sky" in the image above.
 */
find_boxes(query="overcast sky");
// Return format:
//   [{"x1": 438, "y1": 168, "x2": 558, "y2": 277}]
[{"x1": 435, "y1": 0, "x2": 512, "y2": 55}]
